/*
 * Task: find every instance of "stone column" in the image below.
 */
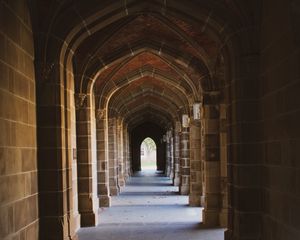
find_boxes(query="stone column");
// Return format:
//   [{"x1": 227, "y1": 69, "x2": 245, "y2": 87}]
[
  {"x1": 169, "y1": 131, "x2": 175, "y2": 180},
  {"x1": 189, "y1": 120, "x2": 202, "y2": 206},
  {"x1": 179, "y1": 127, "x2": 190, "y2": 195},
  {"x1": 127, "y1": 133, "x2": 132, "y2": 176},
  {"x1": 96, "y1": 109, "x2": 111, "y2": 207},
  {"x1": 219, "y1": 104, "x2": 228, "y2": 227},
  {"x1": 37, "y1": 77, "x2": 78, "y2": 239},
  {"x1": 76, "y1": 93, "x2": 99, "y2": 227},
  {"x1": 108, "y1": 117, "x2": 119, "y2": 195},
  {"x1": 117, "y1": 119, "x2": 125, "y2": 188},
  {"x1": 173, "y1": 122, "x2": 181, "y2": 186},
  {"x1": 165, "y1": 131, "x2": 172, "y2": 177},
  {"x1": 69, "y1": 80, "x2": 80, "y2": 234},
  {"x1": 225, "y1": 55, "x2": 262, "y2": 240},
  {"x1": 201, "y1": 95, "x2": 221, "y2": 227},
  {"x1": 123, "y1": 126, "x2": 130, "y2": 179}
]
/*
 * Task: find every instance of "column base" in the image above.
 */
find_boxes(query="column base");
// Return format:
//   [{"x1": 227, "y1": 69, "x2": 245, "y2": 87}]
[
  {"x1": 189, "y1": 194, "x2": 202, "y2": 206},
  {"x1": 80, "y1": 211, "x2": 98, "y2": 227},
  {"x1": 179, "y1": 185, "x2": 189, "y2": 195},
  {"x1": 99, "y1": 195, "x2": 111, "y2": 207},
  {"x1": 72, "y1": 212, "x2": 81, "y2": 234},
  {"x1": 202, "y1": 209, "x2": 219, "y2": 227},
  {"x1": 224, "y1": 229, "x2": 232, "y2": 240},
  {"x1": 118, "y1": 179, "x2": 125, "y2": 187},
  {"x1": 173, "y1": 176, "x2": 180, "y2": 186},
  {"x1": 65, "y1": 233, "x2": 79, "y2": 240},
  {"x1": 42, "y1": 234, "x2": 79, "y2": 240},
  {"x1": 219, "y1": 209, "x2": 228, "y2": 227},
  {"x1": 109, "y1": 187, "x2": 119, "y2": 196}
]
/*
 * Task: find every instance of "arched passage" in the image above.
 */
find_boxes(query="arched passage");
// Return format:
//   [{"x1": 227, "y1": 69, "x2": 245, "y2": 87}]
[
  {"x1": 24, "y1": 1, "x2": 297, "y2": 240},
  {"x1": 140, "y1": 137, "x2": 157, "y2": 171},
  {"x1": 130, "y1": 122, "x2": 166, "y2": 173}
]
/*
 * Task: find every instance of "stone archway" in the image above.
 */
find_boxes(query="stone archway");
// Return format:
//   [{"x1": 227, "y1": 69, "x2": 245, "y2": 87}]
[
  {"x1": 30, "y1": 1, "x2": 263, "y2": 239},
  {"x1": 131, "y1": 122, "x2": 166, "y2": 173}
]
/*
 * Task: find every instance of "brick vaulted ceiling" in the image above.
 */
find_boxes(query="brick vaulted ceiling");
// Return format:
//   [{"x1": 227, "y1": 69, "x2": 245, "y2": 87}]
[{"x1": 32, "y1": 0, "x2": 242, "y2": 129}]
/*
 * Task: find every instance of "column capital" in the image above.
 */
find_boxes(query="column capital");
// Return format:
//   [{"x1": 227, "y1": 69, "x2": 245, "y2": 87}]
[
  {"x1": 96, "y1": 108, "x2": 106, "y2": 121},
  {"x1": 75, "y1": 93, "x2": 87, "y2": 109}
]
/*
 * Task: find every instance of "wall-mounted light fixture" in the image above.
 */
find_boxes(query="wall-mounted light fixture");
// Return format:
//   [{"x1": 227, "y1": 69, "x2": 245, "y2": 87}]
[
  {"x1": 193, "y1": 103, "x2": 201, "y2": 120},
  {"x1": 182, "y1": 114, "x2": 190, "y2": 128}
]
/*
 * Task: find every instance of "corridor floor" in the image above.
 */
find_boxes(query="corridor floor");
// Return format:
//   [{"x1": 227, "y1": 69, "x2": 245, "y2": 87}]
[{"x1": 78, "y1": 170, "x2": 224, "y2": 240}]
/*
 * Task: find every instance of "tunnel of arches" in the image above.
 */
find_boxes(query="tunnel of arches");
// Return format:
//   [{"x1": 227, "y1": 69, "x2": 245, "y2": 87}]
[
  {"x1": 28, "y1": 1, "x2": 269, "y2": 240},
  {"x1": 130, "y1": 122, "x2": 166, "y2": 173},
  {"x1": 1, "y1": 1, "x2": 299, "y2": 240}
]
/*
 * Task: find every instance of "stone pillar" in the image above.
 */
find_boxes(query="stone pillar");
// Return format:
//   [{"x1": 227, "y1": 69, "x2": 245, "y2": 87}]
[
  {"x1": 117, "y1": 120, "x2": 125, "y2": 188},
  {"x1": 108, "y1": 117, "x2": 119, "y2": 195},
  {"x1": 123, "y1": 126, "x2": 130, "y2": 179},
  {"x1": 68, "y1": 77, "x2": 81, "y2": 234},
  {"x1": 179, "y1": 127, "x2": 190, "y2": 195},
  {"x1": 219, "y1": 104, "x2": 228, "y2": 227},
  {"x1": 169, "y1": 131, "x2": 175, "y2": 180},
  {"x1": 201, "y1": 95, "x2": 221, "y2": 227},
  {"x1": 96, "y1": 109, "x2": 111, "y2": 207},
  {"x1": 76, "y1": 93, "x2": 99, "y2": 227},
  {"x1": 225, "y1": 55, "x2": 262, "y2": 240},
  {"x1": 165, "y1": 131, "x2": 172, "y2": 177},
  {"x1": 173, "y1": 122, "x2": 181, "y2": 186},
  {"x1": 38, "y1": 80, "x2": 77, "y2": 240},
  {"x1": 189, "y1": 120, "x2": 202, "y2": 206},
  {"x1": 127, "y1": 133, "x2": 132, "y2": 176}
]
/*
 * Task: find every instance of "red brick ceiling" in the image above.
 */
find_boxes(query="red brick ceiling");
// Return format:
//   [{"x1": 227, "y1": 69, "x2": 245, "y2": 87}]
[
  {"x1": 33, "y1": 0, "x2": 241, "y2": 128},
  {"x1": 78, "y1": 12, "x2": 219, "y2": 127}
]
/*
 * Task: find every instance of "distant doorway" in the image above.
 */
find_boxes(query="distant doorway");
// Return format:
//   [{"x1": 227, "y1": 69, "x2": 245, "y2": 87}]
[{"x1": 140, "y1": 137, "x2": 157, "y2": 170}]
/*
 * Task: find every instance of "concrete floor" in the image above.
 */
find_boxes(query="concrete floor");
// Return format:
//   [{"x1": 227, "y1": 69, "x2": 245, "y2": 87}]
[{"x1": 78, "y1": 170, "x2": 224, "y2": 240}]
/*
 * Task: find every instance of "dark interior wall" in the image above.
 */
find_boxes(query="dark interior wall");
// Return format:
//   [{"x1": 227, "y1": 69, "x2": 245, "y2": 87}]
[
  {"x1": 0, "y1": 1, "x2": 38, "y2": 239},
  {"x1": 260, "y1": 0, "x2": 300, "y2": 239},
  {"x1": 130, "y1": 122, "x2": 166, "y2": 172}
]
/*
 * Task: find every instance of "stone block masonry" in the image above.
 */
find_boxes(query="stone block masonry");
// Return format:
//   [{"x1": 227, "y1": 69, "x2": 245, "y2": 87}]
[{"x1": 0, "y1": 1, "x2": 38, "y2": 239}]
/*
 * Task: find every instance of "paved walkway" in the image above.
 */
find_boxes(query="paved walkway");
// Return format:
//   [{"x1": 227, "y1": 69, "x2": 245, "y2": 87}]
[{"x1": 78, "y1": 170, "x2": 224, "y2": 240}]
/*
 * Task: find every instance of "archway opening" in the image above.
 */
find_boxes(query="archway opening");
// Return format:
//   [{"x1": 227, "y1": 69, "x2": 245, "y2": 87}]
[{"x1": 140, "y1": 137, "x2": 157, "y2": 171}]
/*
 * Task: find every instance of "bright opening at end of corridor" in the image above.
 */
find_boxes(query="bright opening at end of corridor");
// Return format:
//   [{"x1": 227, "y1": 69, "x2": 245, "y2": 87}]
[{"x1": 140, "y1": 137, "x2": 157, "y2": 171}]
